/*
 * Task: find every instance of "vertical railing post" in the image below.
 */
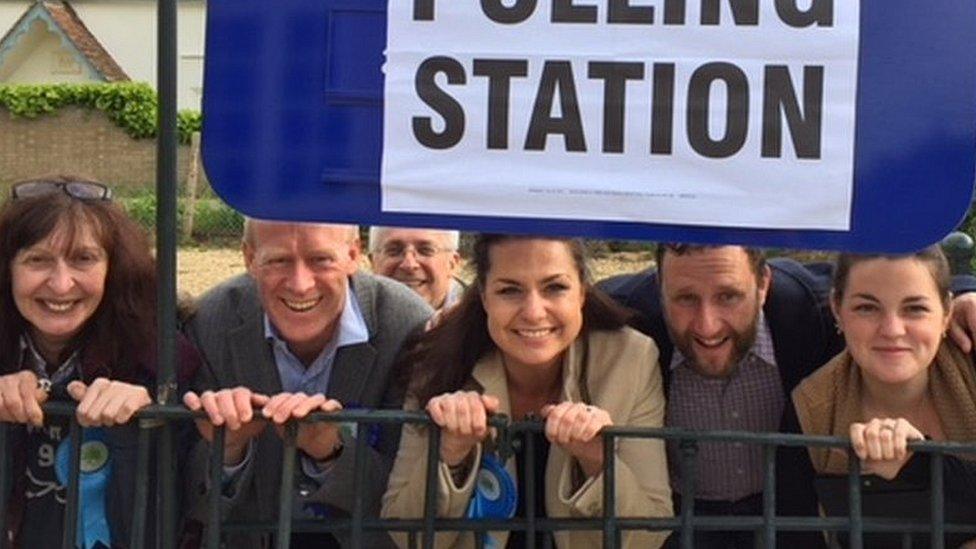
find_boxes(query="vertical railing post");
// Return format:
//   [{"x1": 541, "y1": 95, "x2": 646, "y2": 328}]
[
  {"x1": 762, "y1": 444, "x2": 776, "y2": 548},
  {"x1": 601, "y1": 431, "x2": 617, "y2": 548},
  {"x1": 129, "y1": 423, "x2": 153, "y2": 549},
  {"x1": 422, "y1": 427, "x2": 441, "y2": 549},
  {"x1": 679, "y1": 441, "x2": 698, "y2": 549},
  {"x1": 0, "y1": 426, "x2": 8, "y2": 539},
  {"x1": 276, "y1": 423, "x2": 298, "y2": 549},
  {"x1": 351, "y1": 422, "x2": 369, "y2": 547},
  {"x1": 930, "y1": 451, "x2": 944, "y2": 549},
  {"x1": 847, "y1": 448, "x2": 863, "y2": 549},
  {"x1": 524, "y1": 429, "x2": 537, "y2": 548},
  {"x1": 155, "y1": 0, "x2": 179, "y2": 545},
  {"x1": 62, "y1": 420, "x2": 82, "y2": 549},
  {"x1": 206, "y1": 427, "x2": 226, "y2": 549}
]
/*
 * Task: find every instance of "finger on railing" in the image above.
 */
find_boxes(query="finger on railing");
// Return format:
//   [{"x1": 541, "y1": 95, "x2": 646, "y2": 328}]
[
  {"x1": 276, "y1": 422, "x2": 298, "y2": 549},
  {"x1": 931, "y1": 451, "x2": 945, "y2": 549},
  {"x1": 602, "y1": 429, "x2": 617, "y2": 549},
  {"x1": 679, "y1": 440, "x2": 697, "y2": 549},
  {"x1": 62, "y1": 419, "x2": 82, "y2": 549},
  {"x1": 206, "y1": 426, "x2": 225, "y2": 549},
  {"x1": 351, "y1": 422, "x2": 369, "y2": 548},
  {"x1": 422, "y1": 426, "x2": 440, "y2": 549},
  {"x1": 847, "y1": 446, "x2": 863, "y2": 549},
  {"x1": 129, "y1": 421, "x2": 153, "y2": 549},
  {"x1": 762, "y1": 444, "x2": 776, "y2": 548}
]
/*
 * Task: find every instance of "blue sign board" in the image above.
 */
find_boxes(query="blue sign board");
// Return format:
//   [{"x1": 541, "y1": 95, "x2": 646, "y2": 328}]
[{"x1": 202, "y1": 0, "x2": 976, "y2": 252}]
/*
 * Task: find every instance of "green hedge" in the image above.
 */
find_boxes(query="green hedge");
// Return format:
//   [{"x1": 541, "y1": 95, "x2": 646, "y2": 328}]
[{"x1": 0, "y1": 82, "x2": 201, "y2": 144}]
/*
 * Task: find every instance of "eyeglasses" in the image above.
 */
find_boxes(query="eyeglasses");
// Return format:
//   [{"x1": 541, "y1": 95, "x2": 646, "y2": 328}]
[
  {"x1": 378, "y1": 242, "x2": 452, "y2": 260},
  {"x1": 11, "y1": 181, "x2": 113, "y2": 201}
]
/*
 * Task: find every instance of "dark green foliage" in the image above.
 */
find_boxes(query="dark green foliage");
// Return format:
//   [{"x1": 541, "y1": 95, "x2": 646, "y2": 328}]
[{"x1": 0, "y1": 82, "x2": 202, "y2": 144}]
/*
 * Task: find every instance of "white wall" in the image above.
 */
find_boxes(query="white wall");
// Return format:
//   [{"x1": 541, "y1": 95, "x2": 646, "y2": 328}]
[{"x1": 0, "y1": 0, "x2": 206, "y2": 110}]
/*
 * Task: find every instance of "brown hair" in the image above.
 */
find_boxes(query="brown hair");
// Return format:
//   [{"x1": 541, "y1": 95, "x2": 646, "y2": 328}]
[
  {"x1": 655, "y1": 243, "x2": 767, "y2": 284},
  {"x1": 0, "y1": 175, "x2": 157, "y2": 381},
  {"x1": 405, "y1": 234, "x2": 634, "y2": 405},
  {"x1": 832, "y1": 245, "x2": 952, "y2": 310}
]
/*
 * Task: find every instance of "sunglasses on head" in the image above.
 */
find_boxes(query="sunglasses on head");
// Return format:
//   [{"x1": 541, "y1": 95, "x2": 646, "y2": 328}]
[{"x1": 11, "y1": 181, "x2": 113, "y2": 201}]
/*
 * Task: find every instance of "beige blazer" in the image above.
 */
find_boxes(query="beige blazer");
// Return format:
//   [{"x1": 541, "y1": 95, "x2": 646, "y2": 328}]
[{"x1": 381, "y1": 327, "x2": 673, "y2": 548}]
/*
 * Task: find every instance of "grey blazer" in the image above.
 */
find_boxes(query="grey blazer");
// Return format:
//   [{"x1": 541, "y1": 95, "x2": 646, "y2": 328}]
[{"x1": 183, "y1": 273, "x2": 432, "y2": 548}]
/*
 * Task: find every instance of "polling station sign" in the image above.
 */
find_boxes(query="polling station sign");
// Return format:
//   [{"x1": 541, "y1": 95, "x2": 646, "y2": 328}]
[
  {"x1": 382, "y1": 1, "x2": 859, "y2": 231},
  {"x1": 201, "y1": 0, "x2": 976, "y2": 252}
]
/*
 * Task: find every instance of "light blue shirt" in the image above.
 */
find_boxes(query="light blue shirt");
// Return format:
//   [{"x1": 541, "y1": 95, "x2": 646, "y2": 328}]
[{"x1": 263, "y1": 278, "x2": 369, "y2": 395}]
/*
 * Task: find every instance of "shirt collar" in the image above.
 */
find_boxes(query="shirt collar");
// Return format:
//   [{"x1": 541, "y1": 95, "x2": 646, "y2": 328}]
[
  {"x1": 18, "y1": 333, "x2": 81, "y2": 384},
  {"x1": 263, "y1": 277, "x2": 370, "y2": 356},
  {"x1": 670, "y1": 311, "x2": 775, "y2": 371}
]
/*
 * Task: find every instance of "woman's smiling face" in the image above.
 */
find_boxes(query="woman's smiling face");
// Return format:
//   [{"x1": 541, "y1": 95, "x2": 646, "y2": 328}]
[
  {"x1": 11, "y1": 221, "x2": 108, "y2": 356},
  {"x1": 481, "y1": 239, "x2": 585, "y2": 373}
]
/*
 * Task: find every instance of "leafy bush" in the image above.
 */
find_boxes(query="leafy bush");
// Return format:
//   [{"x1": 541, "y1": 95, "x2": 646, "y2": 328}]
[
  {"x1": 0, "y1": 82, "x2": 201, "y2": 144},
  {"x1": 120, "y1": 192, "x2": 242, "y2": 242}
]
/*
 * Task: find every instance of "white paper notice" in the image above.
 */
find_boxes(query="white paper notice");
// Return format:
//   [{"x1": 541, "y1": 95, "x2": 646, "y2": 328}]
[{"x1": 381, "y1": 1, "x2": 860, "y2": 230}]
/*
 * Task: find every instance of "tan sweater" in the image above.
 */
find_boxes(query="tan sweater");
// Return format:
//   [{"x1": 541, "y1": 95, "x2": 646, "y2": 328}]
[{"x1": 381, "y1": 327, "x2": 673, "y2": 548}]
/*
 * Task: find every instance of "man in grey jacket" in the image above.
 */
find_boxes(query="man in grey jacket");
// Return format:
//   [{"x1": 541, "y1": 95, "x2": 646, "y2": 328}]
[{"x1": 182, "y1": 220, "x2": 432, "y2": 548}]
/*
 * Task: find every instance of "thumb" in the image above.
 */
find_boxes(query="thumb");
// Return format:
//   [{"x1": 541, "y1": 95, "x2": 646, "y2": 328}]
[
  {"x1": 539, "y1": 404, "x2": 555, "y2": 418},
  {"x1": 67, "y1": 380, "x2": 88, "y2": 402},
  {"x1": 250, "y1": 393, "x2": 270, "y2": 407},
  {"x1": 481, "y1": 394, "x2": 501, "y2": 413}
]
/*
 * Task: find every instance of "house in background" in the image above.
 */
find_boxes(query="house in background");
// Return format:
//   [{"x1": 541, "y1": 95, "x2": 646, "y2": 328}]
[{"x1": 0, "y1": 0, "x2": 205, "y2": 110}]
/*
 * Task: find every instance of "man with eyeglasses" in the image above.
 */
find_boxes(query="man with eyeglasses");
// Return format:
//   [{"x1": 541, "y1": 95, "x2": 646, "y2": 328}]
[
  {"x1": 181, "y1": 219, "x2": 432, "y2": 548},
  {"x1": 368, "y1": 226, "x2": 465, "y2": 311}
]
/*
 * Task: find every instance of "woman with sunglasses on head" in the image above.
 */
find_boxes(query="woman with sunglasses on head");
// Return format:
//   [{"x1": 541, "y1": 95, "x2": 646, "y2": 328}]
[
  {"x1": 791, "y1": 246, "x2": 976, "y2": 548},
  {"x1": 382, "y1": 234, "x2": 672, "y2": 548},
  {"x1": 0, "y1": 175, "x2": 201, "y2": 548}
]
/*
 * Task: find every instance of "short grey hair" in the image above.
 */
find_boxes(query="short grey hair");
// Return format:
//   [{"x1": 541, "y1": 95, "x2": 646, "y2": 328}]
[
  {"x1": 243, "y1": 217, "x2": 359, "y2": 245},
  {"x1": 368, "y1": 226, "x2": 460, "y2": 253}
]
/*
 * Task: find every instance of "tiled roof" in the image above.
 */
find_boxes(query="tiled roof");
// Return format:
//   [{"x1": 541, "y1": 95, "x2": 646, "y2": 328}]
[{"x1": 0, "y1": 1, "x2": 129, "y2": 82}]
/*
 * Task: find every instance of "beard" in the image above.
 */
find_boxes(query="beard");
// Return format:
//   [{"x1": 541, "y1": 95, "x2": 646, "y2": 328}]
[{"x1": 665, "y1": 303, "x2": 762, "y2": 379}]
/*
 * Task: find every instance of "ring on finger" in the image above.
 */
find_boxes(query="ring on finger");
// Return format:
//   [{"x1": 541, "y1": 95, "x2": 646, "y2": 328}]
[{"x1": 880, "y1": 424, "x2": 896, "y2": 433}]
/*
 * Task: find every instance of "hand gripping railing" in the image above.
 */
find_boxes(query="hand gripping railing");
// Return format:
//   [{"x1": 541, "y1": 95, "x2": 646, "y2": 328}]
[{"x1": 2, "y1": 403, "x2": 975, "y2": 548}]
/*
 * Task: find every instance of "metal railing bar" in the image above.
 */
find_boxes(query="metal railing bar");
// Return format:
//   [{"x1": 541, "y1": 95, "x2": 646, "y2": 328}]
[
  {"x1": 930, "y1": 451, "x2": 944, "y2": 549},
  {"x1": 206, "y1": 427, "x2": 225, "y2": 549},
  {"x1": 902, "y1": 532, "x2": 912, "y2": 549},
  {"x1": 129, "y1": 423, "x2": 153, "y2": 549},
  {"x1": 351, "y1": 422, "x2": 369, "y2": 548},
  {"x1": 524, "y1": 428, "x2": 537, "y2": 549},
  {"x1": 762, "y1": 444, "x2": 776, "y2": 549},
  {"x1": 422, "y1": 426, "x2": 440, "y2": 549},
  {"x1": 408, "y1": 530, "x2": 417, "y2": 549},
  {"x1": 275, "y1": 423, "x2": 298, "y2": 549},
  {"x1": 679, "y1": 441, "x2": 697, "y2": 549},
  {"x1": 62, "y1": 419, "x2": 81, "y2": 549},
  {"x1": 602, "y1": 431, "x2": 617, "y2": 548},
  {"x1": 847, "y1": 448, "x2": 863, "y2": 549},
  {"x1": 213, "y1": 515, "x2": 975, "y2": 534}
]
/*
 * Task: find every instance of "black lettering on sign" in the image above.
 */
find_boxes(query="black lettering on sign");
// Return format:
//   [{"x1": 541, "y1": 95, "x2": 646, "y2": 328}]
[
  {"x1": 775, "y1": 0, "x2": 833, "y2": 27},
  {"x1": 608, "y1": 0, "x2": 654, "y2": 24},
  {"x1": 588, "y1": 62, "x2": 644, "y2": 153},
  {"x1": 687, "y1": 62, "x2": 749, "y2": 158},
  {"x1": 413, "y1": 0, "x2": 434, "y2": 21},
  {"x1": 664, "y1": 0, "x2": 686, "y2": 24},
  {"x1": 473, "y1": 59, "x2": 530, "y2": 149},
  {"x1": 651, "y1": 63, "x2": 676, "y2": 155},
  {"x1": 701, "y1": 0, "x2": 758, "y2": 25},
  {"x1": 413, "y1": 56, "x2": 466, "y2": 149},
  {"x1": 762, "y1": 65, "x2": 823, "y2": 159},
  {"x1": 552, "y1": 0, "x2": 598, "y2": 23},
  {"x1": 481, "y1": 0, "x2": 538, "y2": 24},
  {"x1": 525, "y1": 61, "x2": 587, "y2": 152}
]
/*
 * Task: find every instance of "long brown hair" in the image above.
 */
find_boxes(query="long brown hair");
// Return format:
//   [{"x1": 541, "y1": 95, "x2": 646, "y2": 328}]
[
  {"x1": 0, "y1": 176, "x2": 157, "y2": 382},
  {"x1": 405, "y1": 234, "x2": 634, "y2": 405}
]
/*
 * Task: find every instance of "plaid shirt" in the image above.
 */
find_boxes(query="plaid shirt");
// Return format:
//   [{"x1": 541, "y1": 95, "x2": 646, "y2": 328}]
[{"x1": 666, "y1": 314, "x2": 785, "y2": 501}]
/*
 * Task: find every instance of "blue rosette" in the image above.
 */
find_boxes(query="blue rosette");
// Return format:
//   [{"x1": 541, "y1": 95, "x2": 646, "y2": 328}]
[
  {"x1": 55, "y1": 427, "x2": 112, "y2": 549},
  {"x1": 466, "y1": 453, "x2": 517, "y2": 547}
]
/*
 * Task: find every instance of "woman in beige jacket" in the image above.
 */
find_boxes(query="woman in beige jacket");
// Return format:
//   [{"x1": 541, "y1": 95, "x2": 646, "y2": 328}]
[{"x1": 382, "y1": 235, "x2": 672, "y2": 548}]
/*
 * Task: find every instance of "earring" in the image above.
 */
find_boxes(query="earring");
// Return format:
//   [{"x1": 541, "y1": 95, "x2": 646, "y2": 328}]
[{"x1": 835, "y1": 323, "x2": 842, "y2": 335}]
